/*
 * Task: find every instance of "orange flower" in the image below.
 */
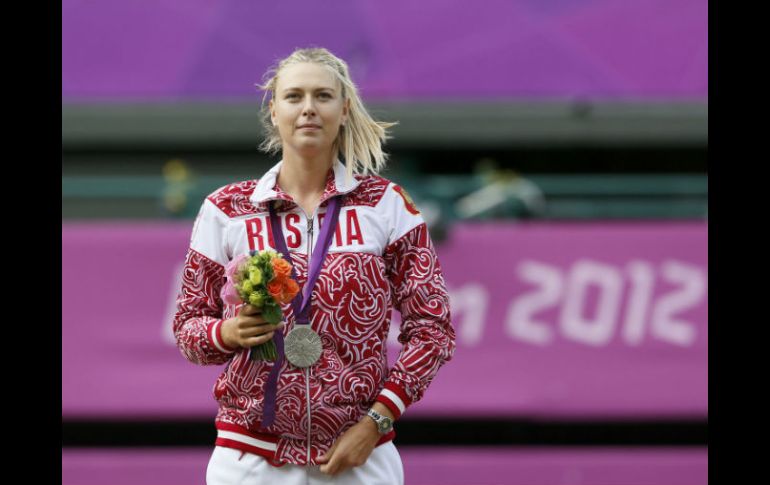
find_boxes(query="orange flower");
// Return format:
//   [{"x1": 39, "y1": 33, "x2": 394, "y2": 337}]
[
  {"x1": 272, "y1": 257, "x2": 292, "y2": 280},
  {"x1": 267, "y1": 280, "x2": 284, "y2": 300},
  {"x1": 282, "y1": 279, "x2": 300, "y2": 303}
]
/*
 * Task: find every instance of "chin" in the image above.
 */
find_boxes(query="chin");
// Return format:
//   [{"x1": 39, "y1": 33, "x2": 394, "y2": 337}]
[{"x1": 293, "y1": 140, "x2": 329, "y2": 154}]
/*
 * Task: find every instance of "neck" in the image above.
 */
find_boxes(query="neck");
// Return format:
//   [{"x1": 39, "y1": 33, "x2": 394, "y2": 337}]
[{"x1": 277, "y1": 147, "x2": 335, "y2": 198}]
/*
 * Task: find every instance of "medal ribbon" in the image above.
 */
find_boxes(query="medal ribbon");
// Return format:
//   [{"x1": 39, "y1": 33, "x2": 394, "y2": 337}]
[{"x1": 259, "y1": 195, "x2": 343, "y2": 429}]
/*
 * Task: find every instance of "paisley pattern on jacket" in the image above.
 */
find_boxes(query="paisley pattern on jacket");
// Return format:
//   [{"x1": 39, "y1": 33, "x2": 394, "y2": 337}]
[{"x1": 173, "y1": 160, "x2": 456, "y2": 466}]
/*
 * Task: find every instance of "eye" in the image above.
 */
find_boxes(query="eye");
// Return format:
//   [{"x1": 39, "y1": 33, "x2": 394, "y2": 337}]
[
  {"x1": 318, "y1": 92, "x2": 332, "y2": 99},
  {"x1": 285, "y1": 93, "x2": 300, "y2": 100}
]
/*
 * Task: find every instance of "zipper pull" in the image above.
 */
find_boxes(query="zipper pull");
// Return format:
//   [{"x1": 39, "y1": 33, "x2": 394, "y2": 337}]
[{"x1": 307, "y1": 216, "x2": 314, "y2": 259}]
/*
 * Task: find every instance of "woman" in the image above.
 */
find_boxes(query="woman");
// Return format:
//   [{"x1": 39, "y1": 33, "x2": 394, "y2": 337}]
[{"x1": 173, "y1": 47, "x2": 456, "y2": 484}]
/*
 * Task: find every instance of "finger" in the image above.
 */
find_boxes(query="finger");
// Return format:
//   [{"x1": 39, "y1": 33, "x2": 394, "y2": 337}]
[
  {"x1": 319, "y1": 459, "x2": 338, "y2": 475},
  {"x1": 245, "y1": 331, "x2": 275, "y2": 346},
  {"x1": 323, "y1": 449, "x2": 345, "y2": 476},
  {"x1": 322, "y1": 455, "x2": 349, "y2": 476},
  {"x1": 239, "y1": 304, "x2": 262, "y2": 316},
  {"x1": 240, "y1": 310, "x2": 266, "y2": 322},
  {"x1": 241, "y1": 323, "x2": 283, "y2": 338},
  {"x1": 237, "y1": 315, "x2": 268, "y2": 328},
  {"x1": 240, "y1": 320, "x2": 271, "y2": 333},
  {"x1": 318, "y1": 444, "x2": 341, "y2": 473},
  {"x1": 317, "y1": 441, "x2": 338, "y2": 464}
]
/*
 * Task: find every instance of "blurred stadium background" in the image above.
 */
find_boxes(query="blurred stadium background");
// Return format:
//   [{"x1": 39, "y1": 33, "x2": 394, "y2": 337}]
[{"x1": 62, "y1": 1, "x2": 707, "y2": 484}]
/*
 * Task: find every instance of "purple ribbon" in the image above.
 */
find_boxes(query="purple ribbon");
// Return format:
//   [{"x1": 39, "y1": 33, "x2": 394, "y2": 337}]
[{"x1": 258, "y1": 195, "x2": 343, "y2": 430}]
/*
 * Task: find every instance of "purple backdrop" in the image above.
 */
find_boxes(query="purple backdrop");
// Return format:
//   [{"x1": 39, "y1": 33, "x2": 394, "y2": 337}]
[
  {"x1": 62, "y1": 447, "x2": 708, "y2": 485},
  {"x1": 62, "y1": 221, "x2": 707, "y2": 418},
  {"x1": 62, "y1": 0, "x2": 707, "y2": 100}
]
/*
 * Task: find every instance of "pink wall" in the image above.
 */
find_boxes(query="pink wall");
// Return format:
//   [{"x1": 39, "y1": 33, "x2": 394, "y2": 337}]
[{"x1": 63, "y1": 221, "x2": 707, "y2": 418}]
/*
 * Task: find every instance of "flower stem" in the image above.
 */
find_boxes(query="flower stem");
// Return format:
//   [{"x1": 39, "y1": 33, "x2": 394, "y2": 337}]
[{"x1": 250, "y1": 340, "x2": 279, "y2": 361}]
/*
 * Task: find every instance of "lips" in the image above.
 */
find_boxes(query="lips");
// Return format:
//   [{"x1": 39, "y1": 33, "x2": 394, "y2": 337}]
[{"x1": 298, "y1": 124, "x2": 321, "y2": 129}]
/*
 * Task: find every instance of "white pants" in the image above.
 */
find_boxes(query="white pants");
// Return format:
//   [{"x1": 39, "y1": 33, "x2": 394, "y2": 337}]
[{"x1": 206, "y1": 442, "x2": 404, "y2": 485}]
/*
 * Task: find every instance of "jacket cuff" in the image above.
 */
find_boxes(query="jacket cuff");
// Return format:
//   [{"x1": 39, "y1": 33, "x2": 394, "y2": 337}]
[
  {"x1": 207, "y1": 319, "x2": 238, "y2": 353},
  {"x1": 375, "y1": 382, "x2": 412, "y2": 420}
]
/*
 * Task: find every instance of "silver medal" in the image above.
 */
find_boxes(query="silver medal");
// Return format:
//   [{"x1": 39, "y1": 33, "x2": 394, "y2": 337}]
[{"x1": 283, "y1": 326, "x2": 322, "y2": 368}]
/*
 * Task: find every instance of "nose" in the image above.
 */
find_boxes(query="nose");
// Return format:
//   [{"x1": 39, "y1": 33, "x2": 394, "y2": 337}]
[{"x1": 302, "y1": 94, "x2": 316, "y2": 116}]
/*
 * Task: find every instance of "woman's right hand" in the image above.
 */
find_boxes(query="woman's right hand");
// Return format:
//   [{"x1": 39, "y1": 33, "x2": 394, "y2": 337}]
[{"x1": 221, "y1": 304, "x2": 284, "y2": 349}]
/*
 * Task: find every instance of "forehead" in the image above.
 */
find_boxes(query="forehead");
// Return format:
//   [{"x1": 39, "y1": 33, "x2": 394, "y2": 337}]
[{"x1": 276, "y1": 62, "x2": 340, "y2": 92}]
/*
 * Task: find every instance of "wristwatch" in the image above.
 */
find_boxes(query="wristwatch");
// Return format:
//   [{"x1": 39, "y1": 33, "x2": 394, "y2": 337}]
[{"x1": 366, "y1": 408, "x2": 394, "y2": 434}]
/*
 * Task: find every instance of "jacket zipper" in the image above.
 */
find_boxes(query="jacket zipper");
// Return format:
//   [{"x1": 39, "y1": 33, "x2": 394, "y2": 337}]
[{"x1": 305, "y1": 211, "x2": 313, "y2": 464}]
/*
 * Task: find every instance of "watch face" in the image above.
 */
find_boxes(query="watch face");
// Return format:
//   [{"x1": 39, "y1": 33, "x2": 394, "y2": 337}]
[{"x1": 379, "y1": 417, "x2": 393, "y2": 432}]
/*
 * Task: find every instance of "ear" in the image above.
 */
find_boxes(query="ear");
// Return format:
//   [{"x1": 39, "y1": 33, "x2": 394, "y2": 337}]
[
  {"x1": 342, "y1": 97, "x2": 350, "y2": 125},
  {"x1": 269, "y1": 99, "x2": 276, "y2": 126}
]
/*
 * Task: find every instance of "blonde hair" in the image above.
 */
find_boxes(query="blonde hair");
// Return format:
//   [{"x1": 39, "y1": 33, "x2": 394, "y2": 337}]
[{"x1": 256, "y1": 47, "x2": 397, "y2": 182}]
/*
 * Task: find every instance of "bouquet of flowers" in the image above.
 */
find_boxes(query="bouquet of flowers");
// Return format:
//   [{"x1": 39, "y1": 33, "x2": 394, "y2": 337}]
[{"x1": 221, "y1": 250, "x2": 300, "y2": 361}]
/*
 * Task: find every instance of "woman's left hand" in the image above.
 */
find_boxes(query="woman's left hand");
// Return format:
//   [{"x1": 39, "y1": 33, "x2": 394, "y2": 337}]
[{"x1": 317, "y1": 417, "x2": 380, "y2": 476}]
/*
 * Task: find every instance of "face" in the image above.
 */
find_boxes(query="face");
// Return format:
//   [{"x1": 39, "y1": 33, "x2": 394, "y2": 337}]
[{"x1": 270, "y1": 62, "x2": 350, "y2": 158}]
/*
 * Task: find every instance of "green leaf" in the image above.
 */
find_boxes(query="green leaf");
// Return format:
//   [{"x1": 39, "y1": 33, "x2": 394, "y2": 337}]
[
  {"x1": 262, "y1": 262, "x2": 274, "y2": 283},
  {"x1": 262, "y1": 303, "x2": 282, "y2": 324}
]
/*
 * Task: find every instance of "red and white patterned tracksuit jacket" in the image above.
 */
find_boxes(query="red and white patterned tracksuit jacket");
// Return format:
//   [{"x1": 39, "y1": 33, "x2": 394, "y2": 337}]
[{"x1": 173, "y1": 160, "x2": 456, "y2": 466}]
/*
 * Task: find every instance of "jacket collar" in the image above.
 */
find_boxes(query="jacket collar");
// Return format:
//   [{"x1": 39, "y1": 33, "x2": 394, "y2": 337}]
[{"x1": 249, "y1": 159, "x2": 361, "y2": 205}]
